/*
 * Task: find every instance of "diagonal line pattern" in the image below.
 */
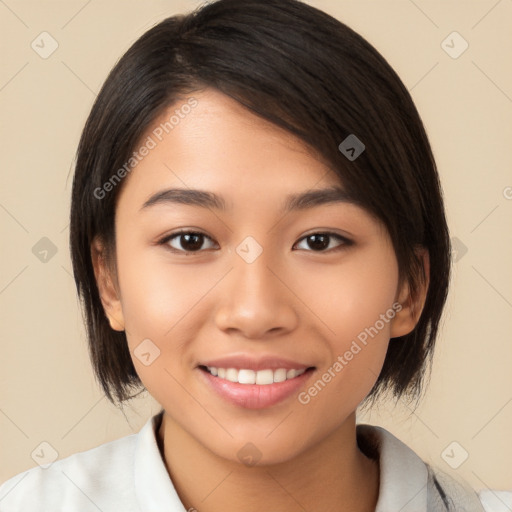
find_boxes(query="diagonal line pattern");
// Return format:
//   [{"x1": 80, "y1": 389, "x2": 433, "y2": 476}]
[
  {"x1": 471, "y1": 266, "x2": 512, "y2": 308},
  {"x1": 60, "y1": 396, "x2": 105, "y2": 439},
  {"x1": 61, "y1": 0, "x2": 92, "y2": 29},
  {"x1": 400, "y1": 399, "x2": 440, "y2": 439},
  {"x1": 0, "y1": 203, "x2": 29, "y2": 233},
  {"x1": 265, "y1": 471, "x2": 309, "y2": 511},
  {"x1": 0, "y1": 265, "x2": 29, "y2": 295},
  {"x1": 266, "y1": 411, "x2": 294, "y2": 438},
  {"x1": 471, "y1": 0, "x2": 503, "y2": 29},
  {"x1": 407, "y1": 0, "x2": 439, "y2": 28},
  {"x1": 0, "y1": 62, "x2": 29, "y2": 92},
  {"x1": 61, "y1": 61, "x2": 97, "y2": 96},
  {"x1": 200, "y1": 470, "x2": 234, "y2": 503},
  {"x1": 471, "y1": 471, "x2": 512, "y2": 511},
  {"x1": 0, "y1": 408, "x2": 29, "y2": 439},
  {"x1": 0, "y1": 472, "x2": 29, "y2": 503},
  {"x1": 61, "y1": 471, "x2": 104, "y2": 511},
  {"x1": 60, "y1": 265, "x2": 74, "y2": 279},
  {"x1": 409, "y1": 62, "x2": 439, "y2": 92},
  {"x1": 398, "y1": 483, "x2": 428, "y2": 511},
  {"x1": 0, "y1": 0, "x2": 28, "y2": 28},
  {"x1": 470, "y1": 205, "x2": 499, "y2": 233},
  {"x1": 471, "y1": 396, "x2": 512, "y2": 439},
  {"x1": 472, "y1": 61, "x2": 512, "y2": 103}
]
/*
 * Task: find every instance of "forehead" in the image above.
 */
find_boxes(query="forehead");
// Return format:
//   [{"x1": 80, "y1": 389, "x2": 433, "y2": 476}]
[{"x1": 115, "y1": 88, "x2": 345, "y2": 209}]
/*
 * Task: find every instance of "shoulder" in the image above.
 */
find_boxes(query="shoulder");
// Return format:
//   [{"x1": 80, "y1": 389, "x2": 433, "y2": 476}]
[
  {"x1": 0, "y1": 430, "x2": 138, "y2": 512},
  {"x1": 356, "y1": 423, "x2": 487, "y2": 511},
  {"x1": 426, "y1": 465, "x2": 487, "y2": 511}
]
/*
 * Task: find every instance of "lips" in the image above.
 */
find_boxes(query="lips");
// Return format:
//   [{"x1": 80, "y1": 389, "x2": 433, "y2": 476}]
[
  {"x1": 199, "y1": 355, "x2": 311, "y2": 372},
  {"x1": 197, "y1": 354, "x2": 316, "y2": 409}
]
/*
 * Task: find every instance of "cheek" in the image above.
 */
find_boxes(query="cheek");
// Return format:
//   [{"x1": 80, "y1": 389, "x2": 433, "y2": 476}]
[
  {"x1": 115, "y1": 231, "x2": 212, "y2": 336},
  {"x1": 301, "y1": 243, "x2": 399, "y2": 349},
  {"x1": 112, "y1": 235, "x2": 189, "y2": 375},
  {"x1": 113, "y1": 235, "x2": 229, "y2": 393},
  {"x1": 301, "y1": 244, "x2": 399, "y2": 402},
  {"x1": 297, "y1": 290, "x2": 395, "y2": 432}
]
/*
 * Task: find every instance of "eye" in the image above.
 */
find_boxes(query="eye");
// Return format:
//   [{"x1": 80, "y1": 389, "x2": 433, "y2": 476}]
[
  {"x1": 293, "y1": 232, "x2": 352, "y2": 252},
  {"x1": 159, "y1": 230, "x2": 217, "y2": 253},
  {"x1": 158, "y1": 230, "x2": 352, "y2": 254}
]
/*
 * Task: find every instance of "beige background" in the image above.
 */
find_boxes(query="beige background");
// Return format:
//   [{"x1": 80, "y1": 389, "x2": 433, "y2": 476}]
[{"x1": 1, "y1": 0, "x2": 511, "y2": 495}]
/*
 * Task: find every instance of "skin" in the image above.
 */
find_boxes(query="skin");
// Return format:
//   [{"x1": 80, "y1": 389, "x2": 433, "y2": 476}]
[{"x1": 91, "y1": 88, "x2": 429, "y2": 512}]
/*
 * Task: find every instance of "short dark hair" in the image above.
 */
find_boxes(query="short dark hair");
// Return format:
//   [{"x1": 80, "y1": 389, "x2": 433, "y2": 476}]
[{"x1": 69, "y1": 0, "x2": 451, "y2": 407}]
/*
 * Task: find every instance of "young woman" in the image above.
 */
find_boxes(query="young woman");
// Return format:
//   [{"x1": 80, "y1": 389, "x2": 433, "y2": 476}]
[{"x1": 0, "y1": 0, "x2": 487, "y2": 510}]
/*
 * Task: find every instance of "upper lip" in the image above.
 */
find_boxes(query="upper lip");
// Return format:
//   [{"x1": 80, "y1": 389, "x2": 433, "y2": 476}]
[{"x1": 198, "y1": 355, "x2": 314, "y2": 371}]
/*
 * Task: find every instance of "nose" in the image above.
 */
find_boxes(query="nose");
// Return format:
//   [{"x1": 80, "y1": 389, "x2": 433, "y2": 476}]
[{"x1": 214, "y1": 248, "x2": 299, "y2": 339}]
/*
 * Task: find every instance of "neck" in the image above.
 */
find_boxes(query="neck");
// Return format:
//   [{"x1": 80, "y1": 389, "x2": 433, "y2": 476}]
[{"x1": 157, "y1": 411, "x2": 379, "y2": 512}]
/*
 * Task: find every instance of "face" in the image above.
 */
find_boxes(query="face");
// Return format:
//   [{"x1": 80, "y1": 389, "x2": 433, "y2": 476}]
[{"x1": 93, "y1": 88, "x2": 421, "y2": 465}]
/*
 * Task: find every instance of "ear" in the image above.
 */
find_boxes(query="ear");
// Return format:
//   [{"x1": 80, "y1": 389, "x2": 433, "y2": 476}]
[
  {"x1": 90, "y1": 236, "x2": 125, "y2": 332},
  {"x1": 390, "y1": 248, "x2": 430, "y2": 338}
]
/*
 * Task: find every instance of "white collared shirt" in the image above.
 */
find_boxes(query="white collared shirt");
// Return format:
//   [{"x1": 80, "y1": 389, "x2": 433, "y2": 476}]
[{"x1": 0, "y1": 411, "x2": 489, "y2": 511}]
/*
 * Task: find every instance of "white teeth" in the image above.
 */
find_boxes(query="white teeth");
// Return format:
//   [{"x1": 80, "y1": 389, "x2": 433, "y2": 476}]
[
  {"x1": 286, "y1": 369, "x2": 297, "y2": 379},
  {"x1": 225, "y1": 368, "x2": 238, "y2": 382},
  {"x1": 256, "y1": 369, "x2": 274, "y2": 385},
  {"x1": 205, "y1": 366, "x2": 307, "y2": 385},
  {"x1": 273, "y1": 368, "x2": 287, "y2": 383},
  {"x1": 238, "y1": 369, "x2": 256, "y2": 384}
]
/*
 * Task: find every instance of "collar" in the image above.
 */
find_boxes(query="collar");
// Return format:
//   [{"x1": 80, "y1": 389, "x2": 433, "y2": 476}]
[
  {"x1": 357, "y1": 424, "x2": 428, "y2": 511},
  {"x1": 134, "y1": 410, "x2": 185, "y2": 511},
  {"x1": 134, "y1": 412, "x2": 429, "y2": 511}
]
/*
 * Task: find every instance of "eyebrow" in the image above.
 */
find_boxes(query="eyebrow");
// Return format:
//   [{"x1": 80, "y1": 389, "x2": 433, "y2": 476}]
[{"x1": 140, "y1": 186, "x2": 359, "y2": 214}]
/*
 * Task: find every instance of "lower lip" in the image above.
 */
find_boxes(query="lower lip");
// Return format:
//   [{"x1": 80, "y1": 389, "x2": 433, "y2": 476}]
[{"x1": 198, "y1": 367, "x2": 314, "y2": 409}]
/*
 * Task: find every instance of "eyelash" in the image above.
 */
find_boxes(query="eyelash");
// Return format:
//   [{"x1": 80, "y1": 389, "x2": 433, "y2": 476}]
[{"x1": 157, "y1": 230, "x2": 353, "y2": 254}]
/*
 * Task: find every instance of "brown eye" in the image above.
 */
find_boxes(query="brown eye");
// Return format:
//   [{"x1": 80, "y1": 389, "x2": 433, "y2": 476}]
[
  {"x1": 162, "y1": 231, "x2": 216, "y2": 253},
  {"x1": 305, "y1": 234, "x2": 329, "y2": 251},
  {"x1": 294, "y1": 232, "x2": 352, "y2": 252}
]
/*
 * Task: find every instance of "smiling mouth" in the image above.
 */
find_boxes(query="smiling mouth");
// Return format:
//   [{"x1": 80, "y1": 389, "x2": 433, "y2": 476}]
[{"x1": 199, "y1": 365, "x2": 315, "y2": 385}]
